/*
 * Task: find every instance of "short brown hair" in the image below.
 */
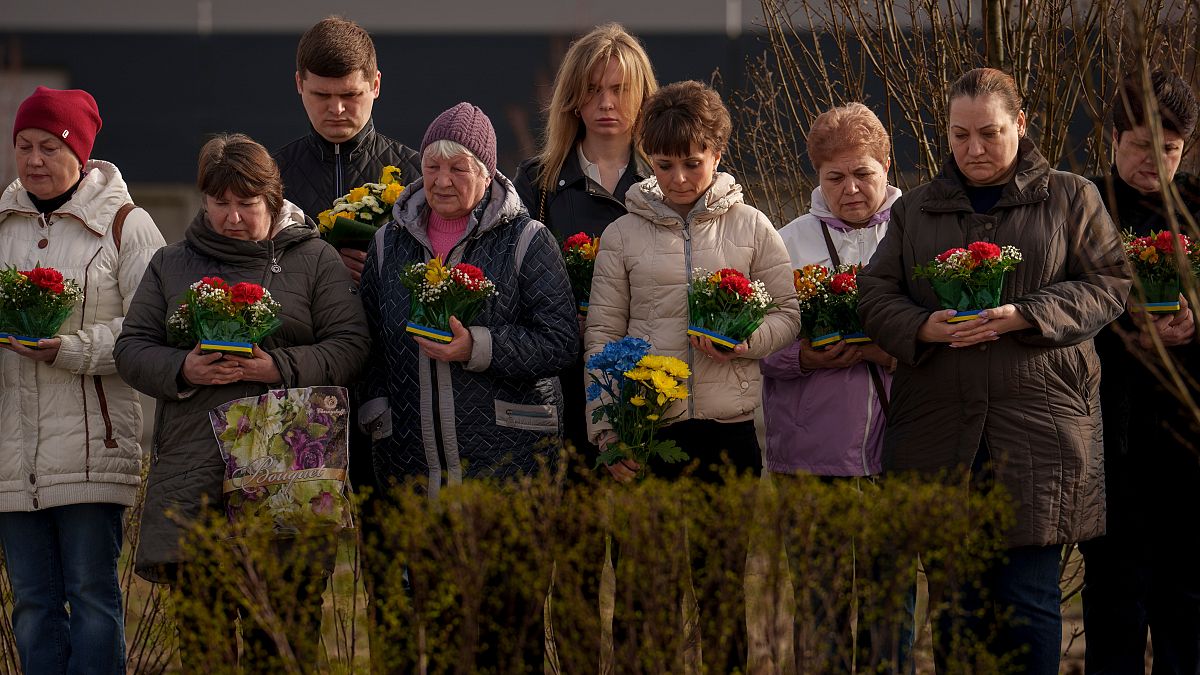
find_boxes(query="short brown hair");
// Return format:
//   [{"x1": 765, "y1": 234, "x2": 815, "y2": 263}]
[
  {"x1": 948, "y1": 68, "x2": 1023, "y2": 120},
  {"x1": 637, "y1": 81, "x2": 732, "y2": 157},
  {"x1": 197, "y1": 133, "x2": 284, "y2": 218},
  {"x1": 297, "y1": 16, "x2": 377, "y2": 80},
  {"x1": 807, "y1": 103, "x2": 891, "y2": 170},
  {"x1": 1113, "y1": 70, "x2": 1199, "y2": 139}
]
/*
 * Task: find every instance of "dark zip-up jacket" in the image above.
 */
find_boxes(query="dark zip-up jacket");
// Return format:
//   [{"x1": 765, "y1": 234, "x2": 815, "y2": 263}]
[
  {"x1": 114, "y1": 204, "x2": 370, "y2": 580},
  {"x1": 273, "y1": 120, "x2": 421, "y2": 220},
  {"x1": 513, "y1": 147, "x2": 651, "y2": 239},
  {"x1": 359, "y1": 174, "x2": 578, "y2": 497}
]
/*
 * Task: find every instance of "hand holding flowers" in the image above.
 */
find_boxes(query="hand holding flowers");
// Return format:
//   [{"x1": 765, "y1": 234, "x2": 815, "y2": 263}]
[
  {"x1": 1122, "y1": 230, "x2": 1199, "y2": 313},
  {"x1": 168, "y1": 277, "x2": 282, "y2": 356},
  {"x1": 587, "y1": 337, "x2": 691, "y2": 479},
  {"x1": 562, "y1": 232, "x2": 600, "y2": 314},
  {"x1": 401, "y1": 258, "x2": 496, "y2": 344},
  {"x1": 687, "y1": 267, "x2": 775, "y2": 352},
  {"x1": 0, "y1": 265, "x2": 82, "y2": 354},
  {"x1": 316, "y1": 165, "x2": 406, "y2": 251},
  {"x1": 913, "y1": 242, "x2": 1022, "y2": 322}
]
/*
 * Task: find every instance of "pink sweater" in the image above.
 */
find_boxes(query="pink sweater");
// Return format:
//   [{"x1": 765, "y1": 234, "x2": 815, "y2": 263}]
[{"x1": 427, "y1": 211, "x2": 468, "y2": 261}]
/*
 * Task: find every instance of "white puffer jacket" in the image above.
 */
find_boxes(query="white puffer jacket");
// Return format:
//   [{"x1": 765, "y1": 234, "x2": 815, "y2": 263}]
[
  {"x1": 0, "y1": 160, "x2": 165, "y2": 511},
  {"x1": 585, "y1": 172, "x2": 801, "y2": 441}
]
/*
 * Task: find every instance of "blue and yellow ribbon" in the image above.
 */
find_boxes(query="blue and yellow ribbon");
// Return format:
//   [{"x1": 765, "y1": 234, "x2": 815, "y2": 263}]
[{"x1": 406, "y1": 322, "x2": 454, "y2": 344}]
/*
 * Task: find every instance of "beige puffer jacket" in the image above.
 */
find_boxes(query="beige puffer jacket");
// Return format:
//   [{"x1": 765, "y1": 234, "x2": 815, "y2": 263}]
[
  {"x1": 585, "y1": 173, "x2": 801, "y2": 441},
  {"x1": 0, "y1": 160, "x2": 165, "y2": 511}
]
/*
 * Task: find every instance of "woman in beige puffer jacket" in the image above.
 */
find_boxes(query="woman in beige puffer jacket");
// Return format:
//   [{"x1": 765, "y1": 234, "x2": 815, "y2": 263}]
[
  {"x1": 584, "y1": 81, "x2": 800, "y2": 482},
  {"x1": 0, "y1": 87, "x2": 165, "y2": 675}
]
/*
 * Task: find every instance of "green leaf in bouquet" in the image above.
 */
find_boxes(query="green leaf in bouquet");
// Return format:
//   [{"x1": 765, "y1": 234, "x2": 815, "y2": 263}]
[
  {"x1": 597, "y1": 447, "x2": 624, "y2": 467},
  {"x1": 323, "y1": 215, "x2": 380, "y2": 252},
  {"x1": 307, "y1": 423, "x2": 330, "y2": 439},
  {"x1": 650, "y1": 440, "x2": 689, "y2": 464}
]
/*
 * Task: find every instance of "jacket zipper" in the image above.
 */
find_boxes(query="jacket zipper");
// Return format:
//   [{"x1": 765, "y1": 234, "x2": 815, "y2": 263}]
[
  {"x1": 682, "y1": 220, "x2": 695, "y2": 419},
  {"x1": 334, "y1": 143, "x2": 344, "y2": 197},
  {"x1": 76, "y1": 248, "x2": 104, "y2": 479}
]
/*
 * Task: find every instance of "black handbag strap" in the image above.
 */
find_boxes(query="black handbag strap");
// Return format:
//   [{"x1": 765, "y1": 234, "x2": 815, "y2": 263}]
[{"x1": 820, "y1": 221, "x2": 889, "y2": 417}]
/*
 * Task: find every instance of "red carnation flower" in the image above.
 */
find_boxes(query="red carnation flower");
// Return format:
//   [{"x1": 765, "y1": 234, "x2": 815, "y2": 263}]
[
  {"x1": 453, "y1": 263, "x2": 485, "y2": 281},
  {"x1": 200, "y1": 276, "x2": 228, "y2": 289},
  {"x1": 563, "y1": 233, "x2": 592, "y2": 251},
  {"x1": 968, "y1": 241, "x2": 1002, "y2": 261},
  {"x1": 719, "y1": 274, "x2": 753, "y2": 298},
  {"x1": 716, "y1": 268, "x2": 746, "y2": 281},
  {"x1": 1153, "y1": 230, "x2": 1187, "y2": 253},
  {"x1": 830, "y1": 272, "x2": 858, "y2": 294},
  {"x1": 936, "y1": 247, "x2": 967, "y2": 263},
  {"x1": 23, "y1": 267, "x2": 66, "y2": 294},
  {"x1": 230, "y1": 282, "x2": 265, "y2": 305}
]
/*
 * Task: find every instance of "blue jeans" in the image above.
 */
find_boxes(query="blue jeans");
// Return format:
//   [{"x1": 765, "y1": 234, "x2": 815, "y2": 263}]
[
  {"x1": 932, "y1": 544, "x2": 1063, "y2": 675},
  {"x1": 0, "y1": 503, "x2": 126, "y2": 675}
]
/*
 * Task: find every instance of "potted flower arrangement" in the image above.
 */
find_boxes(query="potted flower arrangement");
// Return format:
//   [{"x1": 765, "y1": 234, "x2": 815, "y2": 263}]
[
  {"x1": 687, "y1": 267, "x2": 775, "y2": 350},
  {"x1": 586, "y1": 336, "x2": 690, "y2": 476},
  {"x1": 1123, "y1": 230, "x2": 1199, "y2": 313},
  {"x1": 167, "y1": 276, "x2": 282, "y2": 355},
  {"x1": 0, "y1": 265, "x2": 82, "y2": 348},
  {"x1": 794, "y1": 263, "x2": 869, "y2": 349},
  {"x1": 209, "y1": 386, "x2": 352, "y2": 534},
  {"x1": 316, "y1": 165, "x2": 405, "y2": 250},
  {"x1": 400, "y1": 257, "x2": 497, "y2": 343},
  {"x1": 562, "y1": 232, "x2": 599, "y2": 314},
  {"x1": 913, "y1": 242, "x2": 1022, "y2": 323}
]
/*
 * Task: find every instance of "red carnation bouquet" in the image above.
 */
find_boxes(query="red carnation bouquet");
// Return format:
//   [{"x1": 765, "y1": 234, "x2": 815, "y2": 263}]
[
  {"x1": 400, "y1": 257, "x2": 497, "y2": 343},
  {"x1": 913, "y1": 242, "x2": 1022, "y2": 323},
  {"x1": 793, "y1": 263, "x2": 870, "y2": 348},
  {"x1": 1123, "y1": 230, "x2": 1200, "y2": 313},
  {"x1": 562, "y1": 232, "x2": 599, "y2": 314},
  {"x1": 687, "y1": 267, "x2": 775, "y2": 350},
  {"x1": 167, "y1": 276, "x2": 283, "y2": 355},
  {"x1": 0, "y1": 265, "x2": 83, "y2": 348}
]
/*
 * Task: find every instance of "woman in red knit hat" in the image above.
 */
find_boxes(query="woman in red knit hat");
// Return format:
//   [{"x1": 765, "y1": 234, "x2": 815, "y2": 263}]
[{"x1": 0, "y1": 86, "x2": 165, "y2": 674}]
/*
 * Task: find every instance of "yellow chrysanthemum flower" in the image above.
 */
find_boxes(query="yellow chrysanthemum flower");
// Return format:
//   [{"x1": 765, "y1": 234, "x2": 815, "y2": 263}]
[
  {"x1": 649, "y1": 370, "x2": 678, "y2": 394},
  {"x1": 317, "y1": 209, "x2": 335, "y2": 232},
  {"x1": 348, "y1": 186, "x2": 370, "y2": 203},
  {"x1": 624, "y1": 367, "x2": 652, "y2": 382},
  {"x1": 381, "y1": 182, "x2": 404, "y2": 205},
  {"x1": 630, "y1": 394, "x2": 646, "y2": 407},
  {"x1": 670, "y1": 384, "x2": 689, "y2": 400},
  {"x1": 646, "y1": 414, "x2": 660, "y2": 421},
  {"x1": 425, "y1": 258, "x2": 449, "y2": 286},
  {"x1": 380, "y1": 165, "x2": 401, "y2": 185}
]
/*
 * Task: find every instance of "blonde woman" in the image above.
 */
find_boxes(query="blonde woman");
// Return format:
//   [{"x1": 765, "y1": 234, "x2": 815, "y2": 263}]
[{"x1": 514, "y1": 22, "x2": 658, "y2": 461}]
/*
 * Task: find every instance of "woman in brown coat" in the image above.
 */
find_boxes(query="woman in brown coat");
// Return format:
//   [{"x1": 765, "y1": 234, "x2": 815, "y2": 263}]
[{"x1": 858, "y1": 69, "x2": 1130, "y2": 674}]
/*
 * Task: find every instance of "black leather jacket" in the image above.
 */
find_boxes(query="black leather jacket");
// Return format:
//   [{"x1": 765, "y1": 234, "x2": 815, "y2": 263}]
[{"x1": 273, "y1": 120, "x2": 421, "y2": 220}]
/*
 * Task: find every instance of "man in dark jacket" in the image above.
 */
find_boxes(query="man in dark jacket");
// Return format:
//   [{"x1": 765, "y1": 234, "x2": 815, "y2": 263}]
[
  {"x1": 1082, "y1": 70, "x2": 1200, "y2": 675},
  {"x1": 273, "y1": 16, "x2": 421, "y2": 284}
]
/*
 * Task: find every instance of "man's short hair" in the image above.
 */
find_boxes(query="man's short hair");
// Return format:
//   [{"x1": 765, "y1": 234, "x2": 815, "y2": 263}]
[{"x1": 296, "y1": 16, "x2": 377, "y2": 80}]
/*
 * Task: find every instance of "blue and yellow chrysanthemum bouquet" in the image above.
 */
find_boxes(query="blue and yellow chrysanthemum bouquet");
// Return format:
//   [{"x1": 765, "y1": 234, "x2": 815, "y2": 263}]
[{"x1": 586, "y1": 337, "x2": 691, "y2": 476}]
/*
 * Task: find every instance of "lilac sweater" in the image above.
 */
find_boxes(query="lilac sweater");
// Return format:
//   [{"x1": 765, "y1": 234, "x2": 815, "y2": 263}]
[{"x1": 760, "y1": 185, "x2": 899, "y2": 476}]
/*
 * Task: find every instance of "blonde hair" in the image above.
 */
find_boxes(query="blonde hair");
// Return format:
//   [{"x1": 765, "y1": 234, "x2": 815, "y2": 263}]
[
  {"x1": 807, "y1": 103, "x2": 891, "y2": 170},
  {"x1": 534, "y1": 23, "x2": 658, "y2": 193}
]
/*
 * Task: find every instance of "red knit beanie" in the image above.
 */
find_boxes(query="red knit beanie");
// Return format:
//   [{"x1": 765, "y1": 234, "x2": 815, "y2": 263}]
[
  {"x1": 420, "y1": 102, "x2": 497, "y2": 176},
  {"x1": 13, "y1": 86, "x2": 103, "y2": 165}
]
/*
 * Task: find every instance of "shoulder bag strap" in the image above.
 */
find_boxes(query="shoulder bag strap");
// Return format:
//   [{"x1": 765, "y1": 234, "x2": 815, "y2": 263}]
[
  {"x1": 112, "y1": 203, "x2": 137, "y2": 253},
  {"x1": 821, "y1": 221, "x2": 889, "y2": 417}
]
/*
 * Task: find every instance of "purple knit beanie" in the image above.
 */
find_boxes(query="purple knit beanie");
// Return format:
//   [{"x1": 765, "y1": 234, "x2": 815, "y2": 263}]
[{"x1": 420, "y1": 102, "x2": 497, "y2": 176}]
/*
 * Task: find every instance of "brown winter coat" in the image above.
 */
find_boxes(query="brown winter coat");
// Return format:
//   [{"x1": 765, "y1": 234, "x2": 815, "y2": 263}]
[{"x1": 858, "y1": 139, "x2": 1131, "y2": 547}]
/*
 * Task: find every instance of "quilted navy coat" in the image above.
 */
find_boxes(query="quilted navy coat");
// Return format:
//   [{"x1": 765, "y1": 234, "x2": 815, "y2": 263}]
[{"x1": 359, "y1": 174, "x2": 578, "y2": 496}]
